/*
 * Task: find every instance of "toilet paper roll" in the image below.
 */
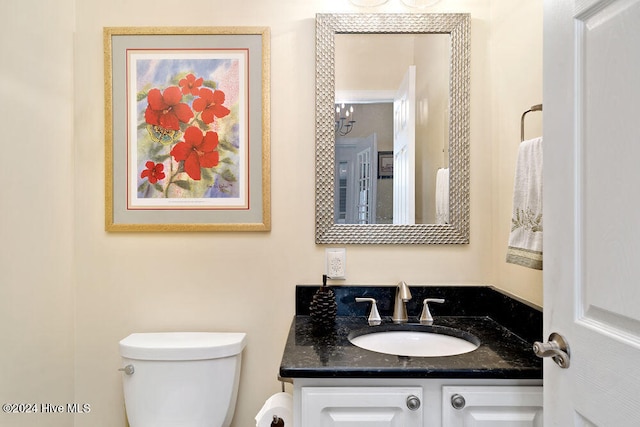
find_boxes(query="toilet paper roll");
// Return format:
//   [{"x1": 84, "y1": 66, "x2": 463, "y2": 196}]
[{"x1": 255, "y1": 392, "x2": 293, "y2": 427}]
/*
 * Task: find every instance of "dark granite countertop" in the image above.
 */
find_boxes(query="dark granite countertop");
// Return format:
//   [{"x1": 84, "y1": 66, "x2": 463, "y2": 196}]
[{"x1": 279, "y1": 285, "x2": 543, "y2": 380}]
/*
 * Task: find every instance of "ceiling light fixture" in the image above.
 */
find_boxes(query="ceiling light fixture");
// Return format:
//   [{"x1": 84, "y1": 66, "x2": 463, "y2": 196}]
[{"x1": 335, "y1": 104, "x2": 356, "y2": 136}]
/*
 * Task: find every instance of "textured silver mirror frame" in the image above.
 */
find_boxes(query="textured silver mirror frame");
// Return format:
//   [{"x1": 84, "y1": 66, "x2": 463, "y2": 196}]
[{"x1": 315, "y1": 13, "x2": 470, "y2": 244}]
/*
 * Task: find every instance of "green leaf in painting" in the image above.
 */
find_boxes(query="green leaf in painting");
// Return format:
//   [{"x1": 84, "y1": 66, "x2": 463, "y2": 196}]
[
  {"x1": 220, "y1": 169, "x2": 237, "y2": 182},
  {"x1": 147, "y1": 143, "x2": 170, "y2": 164},
  {"x1": 202, "y1": 80, "x2": 218, "y2": 89},
  {"x1": 152, "y1": 154, "x2": 171, "y2": 163},
  {"x1": 148, "y1": 142, "x2": 164, "y2": 156},
  {"x1": 201, "y1": 167, "x2": 214, "y2": 181},
  {"x1": 218, "y1": 138, "x2": 238, "y2": 154},
  {"x1": 173, "y1": 180, "x2": 192, "y2": 190},
  {"x1": 137, "y1": 181, "x2": 149, "y2": 193},
  {"x1": 170, "y1": 71, "x2": 190, "y2": 86},
  {"x1": 136, "y1": 83, "x2": 152, "y2": 102},
  {"x1": 194, "y1": 117, "x2": 207, "y2": 129}
]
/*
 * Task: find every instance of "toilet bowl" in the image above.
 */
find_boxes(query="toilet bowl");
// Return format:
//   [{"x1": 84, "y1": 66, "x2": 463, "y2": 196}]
[{"x1": 119, "y1": 332, "x2": 247, "y2": 427}]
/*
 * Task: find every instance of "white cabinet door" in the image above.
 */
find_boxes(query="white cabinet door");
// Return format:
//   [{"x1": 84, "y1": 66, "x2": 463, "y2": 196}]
[
  {"x1": 301, "y1": 386, "x2": 422, "y2": 427},
  {"x1": 442, "y1": 386, "x2": 542, "y2": 427}
]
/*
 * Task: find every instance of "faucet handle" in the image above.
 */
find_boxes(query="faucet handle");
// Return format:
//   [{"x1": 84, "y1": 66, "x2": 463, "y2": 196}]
[
  {"x1": 420, "y1": 298, "x2": 445, "y2": 324},
  {"x1": 355, "y1": 297, "x2": 382, "y2": 325}
]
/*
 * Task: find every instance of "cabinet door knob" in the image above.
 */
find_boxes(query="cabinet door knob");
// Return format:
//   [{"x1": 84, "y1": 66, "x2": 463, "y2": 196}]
[
  {"x1": 451, "y1": 393, "x2": 466, "y2": 410},
  {"x1": 406, "y1": 395, "x2": 421, "y2": 411}
]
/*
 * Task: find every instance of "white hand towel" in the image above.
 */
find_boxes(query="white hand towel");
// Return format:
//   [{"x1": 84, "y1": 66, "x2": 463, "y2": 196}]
[
  {"x1": 506, "y1": 137, "x2": 543, "y2": 270},
  {"x1": 435, "y1": 167, "x2": 449, "y2": 224}
]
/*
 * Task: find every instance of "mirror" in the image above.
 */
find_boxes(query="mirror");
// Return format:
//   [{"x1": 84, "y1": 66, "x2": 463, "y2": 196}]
[
  {"x1": 334, "y1": 33, "x2": 450, "y2": 225},
  {"x1": 315, "y1": 13, "x2": 470, "y2": 244}
]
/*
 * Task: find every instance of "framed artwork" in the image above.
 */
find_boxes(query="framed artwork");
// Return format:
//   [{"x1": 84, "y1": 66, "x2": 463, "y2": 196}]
[
  {"x1": 378, "y1": 151, "x2": 394, "y2": 179},
  {"x1": 104, "y1": 27, "x2": 270, "y2": 231}
]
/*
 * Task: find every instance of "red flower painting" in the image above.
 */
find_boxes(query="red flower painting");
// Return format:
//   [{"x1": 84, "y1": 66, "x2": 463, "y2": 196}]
[
  {"x1": 136, "y1": 66, "x2": 236, "y2": 200},
  {"x1": 192, "y1": 88, "x2": 231, "y2": 124},
  {"x1": 144, "y1": 86, "x2": 194, "y2": 131},
  {"x1": 140, "y1": 161, "x2": 166, "y2": 184},
  {"x1": 179, "y1": 73, "x2": 203, "y2": 96},
  {"x1": 170, "y1": 126, "x2": 220, "y2": 181}
]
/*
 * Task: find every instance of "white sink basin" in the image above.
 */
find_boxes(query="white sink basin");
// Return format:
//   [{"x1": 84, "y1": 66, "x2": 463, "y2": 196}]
[{"x1": 349, "y1": 330, "x2": 479, "y2": 357}]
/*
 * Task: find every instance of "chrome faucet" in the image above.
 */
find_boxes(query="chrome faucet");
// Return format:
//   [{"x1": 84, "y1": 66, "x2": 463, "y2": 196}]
[{"x1": 392, "y1": 281, "x2": 412, "y2": 323}]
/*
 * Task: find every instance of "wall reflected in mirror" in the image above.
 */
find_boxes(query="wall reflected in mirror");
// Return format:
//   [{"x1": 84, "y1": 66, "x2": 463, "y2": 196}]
[{"x1": 334, "y1": 33, "x2": 450, "y2": 225}]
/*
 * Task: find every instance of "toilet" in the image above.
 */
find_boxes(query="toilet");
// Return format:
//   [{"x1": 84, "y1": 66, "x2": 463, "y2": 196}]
[{"x1": 119, "y1": 332, "x2": 247, "y2": 427}]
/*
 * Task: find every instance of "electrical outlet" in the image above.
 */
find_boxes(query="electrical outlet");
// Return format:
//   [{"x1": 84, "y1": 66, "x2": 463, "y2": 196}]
[{"x1": 325, "y1": 248, "x2": 346, "y2": 279}]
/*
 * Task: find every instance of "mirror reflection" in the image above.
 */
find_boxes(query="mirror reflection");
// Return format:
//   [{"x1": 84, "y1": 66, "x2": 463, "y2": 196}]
[
  {"x1": 315, "y1": 13, "x2": 470, "y2": 244},
  {"x1": 334, "y1": 33, "x2": 450, "y2": 225}
]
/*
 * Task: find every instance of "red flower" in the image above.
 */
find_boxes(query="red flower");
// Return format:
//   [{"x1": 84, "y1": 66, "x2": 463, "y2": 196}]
[
  {"x1": 140, "y1": 161, "x2": 166, "y2": 184},
  {"x1": 192, "y1": 88, "x2": 230, "y2": 124},
  {"x1": 179, "y1": 73, "x2": 203, "y2": 96},
  {"x1": 144, "y1": 86, "x2": 194, "y2": 131},
  {"x1": 170, "y1": 126, "x2": 220, "y2": 181}
]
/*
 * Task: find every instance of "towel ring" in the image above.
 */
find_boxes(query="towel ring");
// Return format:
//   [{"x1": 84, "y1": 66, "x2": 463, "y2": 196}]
[{"x1": 520, "y1": 104, "x2": 543, "y2": 142}]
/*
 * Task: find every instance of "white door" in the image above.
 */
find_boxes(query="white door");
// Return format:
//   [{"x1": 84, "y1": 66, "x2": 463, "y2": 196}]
[
  {"x1": 393, "y1": 66, "x2": 416, "y2": 224},
  {"x1": 544, "y1": 0, "x2": 640, "y2": 425},
  {"x1": 356, "y1": 144, "x2": 377, "y2": 224},
  {"x1": 335, "y1": 135, "x2": 377, "y2": 224}
]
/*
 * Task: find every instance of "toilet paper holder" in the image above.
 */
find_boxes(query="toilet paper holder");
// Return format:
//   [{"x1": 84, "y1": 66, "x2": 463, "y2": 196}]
[
  {"x1": 278, "y1": 374, "x2": 292, "y2": 392},
  {"x1": 254, "y1": 376, "x2": 292, "y2": 427}
]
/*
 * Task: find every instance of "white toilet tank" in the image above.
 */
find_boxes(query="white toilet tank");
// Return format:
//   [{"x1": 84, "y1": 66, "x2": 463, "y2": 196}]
[{"x1": 119, "y1": 332, "x2": 247, "y2": 427}]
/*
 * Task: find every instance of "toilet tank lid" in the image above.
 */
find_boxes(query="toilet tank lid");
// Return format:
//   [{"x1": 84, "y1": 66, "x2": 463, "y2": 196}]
[{"x1": 119, "y1": 332, "x2": 247, "y2": 361}]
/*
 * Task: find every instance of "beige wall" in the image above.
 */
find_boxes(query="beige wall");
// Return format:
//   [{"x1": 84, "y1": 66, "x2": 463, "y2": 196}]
[
  {"x1": 415, "y1": 34, "x2": 450, "y2": 224},
  {"x1": 0, "y1": 1, "x2": 542, "y2": 426},
  {"x1": 489, "y1": 0, "x2": 544, "y2": 304},
  {"x1": 0, "y1": 0, "x2": 75, "y2": 426}
]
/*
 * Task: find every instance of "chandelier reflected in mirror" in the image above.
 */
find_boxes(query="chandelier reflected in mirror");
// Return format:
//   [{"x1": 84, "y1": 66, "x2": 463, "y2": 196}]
[{"x1": 335, "y1": 103, "x2": 356, "y2": 136}]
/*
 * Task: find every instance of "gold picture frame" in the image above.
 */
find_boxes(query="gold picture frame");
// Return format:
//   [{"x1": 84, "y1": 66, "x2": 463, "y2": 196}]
[{"x1": 104, "y1": 27, "x2": 270, "y2": 231}]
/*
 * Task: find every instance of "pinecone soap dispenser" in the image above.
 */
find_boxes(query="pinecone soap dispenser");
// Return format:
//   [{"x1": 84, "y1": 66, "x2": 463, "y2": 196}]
[{"x1": 309, "y1": 275, "x2": 337, "y2": 332}]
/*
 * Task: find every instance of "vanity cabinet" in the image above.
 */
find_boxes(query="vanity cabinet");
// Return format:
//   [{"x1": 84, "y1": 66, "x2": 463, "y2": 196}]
[
  {"x1": 293, "y1": 380, "x2": 543, "y2": 427},
  {"x1": 442, "y1": 386, "x2": 543, "y2": 427},
  {"x1": 301, "y1": 386, "x2": 423, "y2": 426},
  {"x1": 282, "y1": 287, "x2": 544, "y2": 427}
]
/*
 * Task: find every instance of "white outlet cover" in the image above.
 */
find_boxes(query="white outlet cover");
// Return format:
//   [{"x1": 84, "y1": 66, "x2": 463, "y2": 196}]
[{"x1": 325, "y1": 248, "x2": 346, "y2": 279}]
